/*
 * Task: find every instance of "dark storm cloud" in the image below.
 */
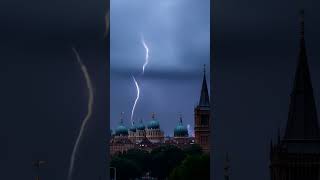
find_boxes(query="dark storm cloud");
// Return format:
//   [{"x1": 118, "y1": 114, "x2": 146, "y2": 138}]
[{"x1": 110, "y1": 0, "x2": 210, "y2": 73}]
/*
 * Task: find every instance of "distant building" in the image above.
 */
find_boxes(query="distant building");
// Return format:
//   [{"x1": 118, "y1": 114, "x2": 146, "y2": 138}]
[
  {"x1": 145, "y1": 113, "x2": 165, "y2": 143},
  {"x1": 269, "y1": 10, "x2": 320, "y2": 180},
  {"x1": 194, "y1": 65, "x2": 211, "y2": 153},
  {"x1": 110, "y1": 116, "x2": 135, "y2": 155},
  {"x1": 110, "y1": 113, "x2": 194, "y2": 156},
  {"x1": 109, "y1": 67, "x2": 209, "y2": 155}
]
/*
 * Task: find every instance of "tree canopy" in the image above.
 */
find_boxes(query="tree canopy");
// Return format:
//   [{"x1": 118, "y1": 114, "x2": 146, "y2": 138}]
[
  {"x1": 169, "y1": 154, "x2": 210, "y2": 180},
  {"x1": 110, "y1": 156, "x2": 142, "y2": 180},
  {"x1": 149, "y1": 145, "x2": 186, "y2": 179}
]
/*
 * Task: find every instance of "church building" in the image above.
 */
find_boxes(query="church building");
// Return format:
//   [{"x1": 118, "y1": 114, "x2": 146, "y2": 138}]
[
  {"x1": 269, "y1": 10, "x2": 320, "y2": 180},
  {"x1": 194, "y1": 65, "x2": 211, "y2": 153}
]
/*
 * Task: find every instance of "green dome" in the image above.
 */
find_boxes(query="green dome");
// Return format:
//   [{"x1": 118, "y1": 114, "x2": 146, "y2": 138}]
[
  {"x1": 147, "y1": 120, "x2": 160, "y2": 129},
  {"x1": 147, "y1": 113, "x2": 160, "y2": 129},
  {"x1": 136, "y1": 119, "x2": 145, "y2": 130},
  {"x1": 174, "y1": 116, "x2": 188, "y2": 137},
  {"x1": 115, "y1": 121, "x2": 128, "y2": 136},
  {"x1": 129, "y1": 123, "x2": 136, "y2": 132}
]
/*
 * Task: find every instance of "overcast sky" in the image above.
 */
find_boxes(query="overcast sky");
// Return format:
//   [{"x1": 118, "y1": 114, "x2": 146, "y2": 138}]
[{"x1": 110, "y1": 0, "x2": 210, "y2": 137}]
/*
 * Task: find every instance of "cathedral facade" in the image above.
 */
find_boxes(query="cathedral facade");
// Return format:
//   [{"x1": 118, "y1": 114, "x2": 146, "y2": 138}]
[
  {"x1": 269, "y1": 10, "x2": 320, "y2": 180},
  {"x1": 110, "y1": 113, "x2": 193, "y2": 156}
]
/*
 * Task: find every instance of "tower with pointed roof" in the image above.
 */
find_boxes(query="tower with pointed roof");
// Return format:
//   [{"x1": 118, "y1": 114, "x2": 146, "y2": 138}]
[
  {"x1": 194, "y1": 65, "x2": 211, "y2": 152},
  {"x1": 269, "y1": 10, "x2": 320, "y2": 180}
]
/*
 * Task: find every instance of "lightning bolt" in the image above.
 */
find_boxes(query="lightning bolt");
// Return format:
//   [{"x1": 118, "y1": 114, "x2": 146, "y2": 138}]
[
  {"x1": 130, "y1": 76, "x2": 140, "y2": 125},
  {"x1": 68, "y1": 48, "x2": 94, "y2": 180},
  {"x1": 130, "y1": 35, "x2": 150, "y2": 124},
  {"x1": 141, "y1": 35, "x2": 149, "y2": 75},
  {"x1": 187, "y1": 124, "x2": 192, "y2": 137}
]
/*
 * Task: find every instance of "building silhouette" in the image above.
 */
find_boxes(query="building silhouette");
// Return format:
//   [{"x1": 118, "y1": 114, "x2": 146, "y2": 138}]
[
  {"x1": 194, "y1": 65, "x2": 211, "y2": 153},
  {"x1": 269, "y1": 10, "x2": 320, "y2": 180}
]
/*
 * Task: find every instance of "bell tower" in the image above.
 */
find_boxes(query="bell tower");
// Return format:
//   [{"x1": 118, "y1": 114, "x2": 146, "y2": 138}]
[
  {"x1": 269, "y1": 10, "x2": 320, "y2": 180},
  {"x1": 194, "y1": 65, "x2": 210, "y2": 152}
]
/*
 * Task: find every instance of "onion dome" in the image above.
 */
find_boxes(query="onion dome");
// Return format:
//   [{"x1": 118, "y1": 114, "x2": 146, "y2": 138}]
[
  {"x1": 136, "y1": 119, "x2": 146, "y2": 130},
  {"x1": 174, "y1": 115, "x2": 188, "y2": 137},
  {"x1": 129, "y1": 121, "x2": 137, "y2": 132},
  {"x1": 115, "y1": 113, "x2": 128, "y2": 136},
  {"x1": 147, "y1": 113, "x2": 160, "y2": 129}
]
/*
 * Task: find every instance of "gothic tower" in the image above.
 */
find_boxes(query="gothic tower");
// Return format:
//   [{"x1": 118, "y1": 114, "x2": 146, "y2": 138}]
[
  {"x1": 269, "y1": 10, "x2": 320, "y2": 180},
  {"x1": 195, "y1": 65, "x2": 211, "y2": 152}
]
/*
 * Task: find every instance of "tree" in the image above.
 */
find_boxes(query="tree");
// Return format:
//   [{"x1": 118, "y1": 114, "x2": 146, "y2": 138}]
[
  {"x1": 183, "y1": 144, "x2": 203, "y2": 156},
  {"x1": 120, "y1": 148, "x2": 151, "y2": 173},
  {"x1": 169, "y1": 154, "x2": 210, "y2": 180},
  {"x1": 110, "y1": 156, "x2": 142, "y2": 180},
  {"x1": 150, "y1": 145, "x2": 186, "y2": 179}
]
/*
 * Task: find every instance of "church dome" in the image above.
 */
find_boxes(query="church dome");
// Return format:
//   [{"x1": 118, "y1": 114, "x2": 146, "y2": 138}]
[
  {"x1": 147, "y1": 113, "x2": 160, "y2": 129},
  {"x1": 115, "y1": 120, "x2": 128, "y2": 136},
  {"x1": 174, "y1": 116, "x2": 188, "y2": 137},
  {"x1": 129, "y1": 122, "x2": 137, "y2": 132},
  {"x1": 136, "y1": 119, "x2": 145, "y2": 130}
]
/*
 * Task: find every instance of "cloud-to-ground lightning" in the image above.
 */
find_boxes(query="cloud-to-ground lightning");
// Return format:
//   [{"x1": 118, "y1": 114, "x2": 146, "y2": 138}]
[
  {"x1": 68, "y1": 48, "x2": 94, "y2": 180},
  {"x1": 130, "y1": 76, "x2": 140, "y2": 125},
  {"x1": 129, "y1": 35, "x2": 150, "y2": 124},
  {"x1": 141, "y1": 36, "x2": 149, "y2": 75}
]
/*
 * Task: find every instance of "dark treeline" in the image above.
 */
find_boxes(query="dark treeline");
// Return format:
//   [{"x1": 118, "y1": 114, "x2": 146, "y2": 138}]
[{"x1": 110, "y1": 144, "x2": 209, "y2": 180}]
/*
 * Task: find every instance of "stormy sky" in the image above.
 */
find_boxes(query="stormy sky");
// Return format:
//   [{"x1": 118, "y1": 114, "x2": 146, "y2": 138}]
[
  {"x1": 110, "y1": 0, "x2": 210, "y2": 136},
  {"x1": 1, "y1": 0, "x2": 320, "y2": 180}
]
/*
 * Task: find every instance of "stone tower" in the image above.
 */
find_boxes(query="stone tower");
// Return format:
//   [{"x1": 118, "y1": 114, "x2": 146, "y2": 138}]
[
  {"x1": 269, "y1": 10, "x2": 320, "y2": 180},
  {"x1": 195, "y1": 65, "x2": 211, "y2": 152}
]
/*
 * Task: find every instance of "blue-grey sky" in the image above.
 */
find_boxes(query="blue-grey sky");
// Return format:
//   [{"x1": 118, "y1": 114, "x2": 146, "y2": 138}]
[{"x1": 110, "y1": 0, "x2": 210, "y2": 136}]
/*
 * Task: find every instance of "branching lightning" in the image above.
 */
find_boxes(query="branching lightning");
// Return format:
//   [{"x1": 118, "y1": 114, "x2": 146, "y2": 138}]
[
  {"x1": 68, "y1": 48, "x2": 94, "y2": 180},
  {"x1": 130, "y1": 76, "x2": 140, "y2": 125}
]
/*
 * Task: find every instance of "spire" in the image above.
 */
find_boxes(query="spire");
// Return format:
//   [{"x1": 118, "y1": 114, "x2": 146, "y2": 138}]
[
  {"x1": 120, "y1": 112, "x2": 124, "y2": 124},
  {"x1": 199, "y1": 64, "x2": 210, "y2": 106},
  {"x1": 283, "y1": 10, "x2": 320, "y2": 140},
  {"x1": 152, "y1": 112, "x2": 155, "y2": 119},
  {"x1": 179, "y1": 113, "x2": 183, "y2": 124}
]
